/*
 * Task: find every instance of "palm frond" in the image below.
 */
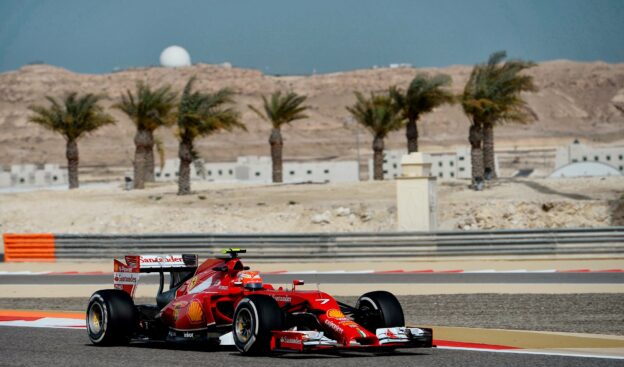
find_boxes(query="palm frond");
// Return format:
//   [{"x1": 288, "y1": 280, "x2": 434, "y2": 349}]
[
  {"x1": 115, "y1": 81, "x2": 177, "y2": 130},
  {"x1": 391, "y1": 73, "x2": 454, "y2": 122},
  {"x1": 347, "y1": 91, "x2": 404, "y2": 139},
  {"x1": 28, "y1": 93, "x2": 115, "y2": 140},
  {"x1": 249, "y1": 91, "x2": 308, "y2": 129},
  {"x1": 462, "y1": 51, "x2": 537, "y2": 126},
  {"x1": 177, "y1": 78, "x2": 245, "y2": 142}
]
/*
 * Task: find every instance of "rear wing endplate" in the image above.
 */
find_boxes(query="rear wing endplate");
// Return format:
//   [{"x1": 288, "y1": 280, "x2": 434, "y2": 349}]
[{"x1": 114, "y1": 254, "x2": 198, "y2": 297}]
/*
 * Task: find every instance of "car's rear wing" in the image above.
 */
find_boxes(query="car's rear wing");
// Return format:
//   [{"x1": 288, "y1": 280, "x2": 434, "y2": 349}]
[{"x1": 114, "y1": 254, "x2": 198, "y2": 297}]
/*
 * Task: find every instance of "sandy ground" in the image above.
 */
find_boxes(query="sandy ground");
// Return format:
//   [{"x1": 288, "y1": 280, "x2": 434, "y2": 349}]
[{"x1": 0, "y1": 177, "x2": 622, "y2": 236}]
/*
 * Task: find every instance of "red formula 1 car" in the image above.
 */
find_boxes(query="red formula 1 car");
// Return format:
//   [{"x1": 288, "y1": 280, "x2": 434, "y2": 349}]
[{"x1": 86, "y1": 249, "x2": 432, "y2": 354}]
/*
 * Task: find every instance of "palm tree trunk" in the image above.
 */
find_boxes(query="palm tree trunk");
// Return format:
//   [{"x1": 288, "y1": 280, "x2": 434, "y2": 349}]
[
  {"x1": 66, "y1": 138, "x2": 79, "y2": 189},
  {"x1": 468, "y1": 122, "x2": 484, "y2": 190},
  {"x1": 178, "y1": 139, "x2": 193, "y2": 195},
  {"x1": 144, "y1": 130, "x2": 155, "y2": 182},
  {"x1": 269, "y1": 128, "x2": 283, "y2": 183},
  {"x1": 133, "y1": 128, "x2": 150, "y2": 189},
  {"x1": 373, "y1": 135, "x2": 385, "y2": 180},
  {"x1": 483, "y1": 123, "x2": 497, "y2": 180},
  {"x1": 405, "y1": 118, "x2": 419, "y2": 153}
]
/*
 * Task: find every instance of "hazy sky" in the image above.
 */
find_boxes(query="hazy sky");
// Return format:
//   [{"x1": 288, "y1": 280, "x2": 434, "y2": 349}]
[{"x1": 1, "y1": 0, "x2": 623, "y2": 75}]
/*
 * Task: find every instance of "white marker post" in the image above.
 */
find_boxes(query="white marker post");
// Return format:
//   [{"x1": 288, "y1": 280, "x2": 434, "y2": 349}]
[{"x1": 396, "y1": 153, "x2": 437, "y2": 231}]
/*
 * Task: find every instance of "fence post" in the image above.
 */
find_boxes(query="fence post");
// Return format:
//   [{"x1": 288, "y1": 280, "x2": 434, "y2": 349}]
[{"x1": 396, "y1": 153, "x2": 437, "y2": 231}]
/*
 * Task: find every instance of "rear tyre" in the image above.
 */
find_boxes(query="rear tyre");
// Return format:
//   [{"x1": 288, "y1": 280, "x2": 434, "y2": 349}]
[
  {"x1": 356, "y1": 291, "x2": 405, "y2": 332},
  {"x1": 232, "y1": 295, "x2": 284, "y2": 355},
  {"x1": 86, "y1": 289, "x2": 138, "y2": 346}
]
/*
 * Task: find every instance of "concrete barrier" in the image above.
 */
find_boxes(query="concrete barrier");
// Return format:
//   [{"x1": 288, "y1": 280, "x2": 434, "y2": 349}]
[{"x1": 2, "y1": 227, "x2": 623, "y2": 262}]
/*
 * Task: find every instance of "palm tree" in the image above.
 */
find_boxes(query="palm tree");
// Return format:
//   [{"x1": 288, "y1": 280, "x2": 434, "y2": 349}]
[
  {"x1": 462, "y1": 51, "x2": 537, "y2": 188},
  {"x1": 177, "y1": 77, "x2": 244, "y2": 195},
  {"x1": 248, "y1": 91, "x2": 308, "y2": 183},
  {"x1": 28, "y1": 93, "x2": 115, "y2": 189},
  {"x1": 390, "y1": 74, "x2": 454, "y2": 153},
  {"x1": 347, "y1": 91, "x2": 404, "y2": 180},
  {"x1": 115, "y1": 81, "x2": 177, "y2": 189}
]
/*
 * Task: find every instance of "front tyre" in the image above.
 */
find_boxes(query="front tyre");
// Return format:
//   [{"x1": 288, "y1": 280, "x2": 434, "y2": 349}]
[
  {"x1": 232, "y1": 295, "x2": 284, "y2": 355},
  {"x1": 86, "y1": 289, "x2": 138, "y2": 346},
  {"x1": 356, "y1": 290, "x2": 405, "y2": 332}
]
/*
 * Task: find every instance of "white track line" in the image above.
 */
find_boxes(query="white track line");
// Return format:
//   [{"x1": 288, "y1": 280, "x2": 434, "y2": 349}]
[
  {"x1": 438, "y1": 346, "x2": 624, "y2": 360},
  {"x1": 0, "y1": 318, "x2": 84, "y2": 329},
  {"x1": 1, "y1": 319, "x2": 621, "y2": 360}
]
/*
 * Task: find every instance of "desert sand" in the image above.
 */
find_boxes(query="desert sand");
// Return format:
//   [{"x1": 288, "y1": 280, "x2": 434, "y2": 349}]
[
  {"x1": 0, "y1": 177, "x2": 621, "y2": 235},
  {"x1": 1, "y1": 60, "x2": 623, "y2": 168}
]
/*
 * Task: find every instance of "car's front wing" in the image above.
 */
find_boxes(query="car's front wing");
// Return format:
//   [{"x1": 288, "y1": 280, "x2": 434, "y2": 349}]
[{"x1": 270, "y1": 327, "x2": 433, "y2": 353}]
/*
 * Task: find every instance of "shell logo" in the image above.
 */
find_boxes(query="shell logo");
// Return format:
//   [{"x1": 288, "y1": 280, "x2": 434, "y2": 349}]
[
  {"x1": 187, "y1": 300, "x2": 204, "y2": 323},
  {"x1": 326, "y1": 309, "x2": 345, "y2": 318}
]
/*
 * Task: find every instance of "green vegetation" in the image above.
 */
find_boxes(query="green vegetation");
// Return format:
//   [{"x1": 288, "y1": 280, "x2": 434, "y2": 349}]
[
  {"x1": 26, "y1": 51, "x2": 540, "y2": 193},
  {"x1": 248, "y1": 91, "x2": 308, "y2": 183},
  {"x1": 462, "y1": 51, "x2": 537, "y2": 189},
  {"x1": 390, "y1": 73, "x2": 455, "y2": 153},
  {"x1": 28, "y1": 93, "x2": 115, "y2": 189},
  {"x1": 115, "y1": 82, "x2": 177, "y2": 189},
  {"x1": 176, "y1": 77, "x2": 244, "y2": 195},
  {"x1": 347, "y1": 91, "x2": 404, "y2": 180}
]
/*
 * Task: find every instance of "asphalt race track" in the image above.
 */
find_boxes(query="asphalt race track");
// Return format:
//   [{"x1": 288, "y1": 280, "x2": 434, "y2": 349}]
[
  {"x1": 1, "y1": 272, "x2": 622, "y2": 365},
  {"x1": 0, "y1": 326, "x2": 619, "y2": 367},
  {"x1": 1, "y1": 272, "x2": 623, "y2": 284}
]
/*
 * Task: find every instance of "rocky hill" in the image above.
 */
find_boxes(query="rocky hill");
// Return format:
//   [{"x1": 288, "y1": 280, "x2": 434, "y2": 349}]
[{"x1": 1, "y1": 61, "x2": 623, "y2": 167}]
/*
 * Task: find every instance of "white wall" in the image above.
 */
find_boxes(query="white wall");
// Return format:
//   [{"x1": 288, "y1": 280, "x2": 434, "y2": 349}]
[
  {"x1": 2, "y1": 164, "x2": 67, "y2": 187},
  {"x1": 550, "y1": 162, "x2": 622, "y2": 178},
  {"x1": 156, "y1": 156, "x2": 358, "y2": 184},
  {"x1": 368, "y1": 148, "x2": 476, "y2": 180},
  {"x1": 555, "y1": 141, "x2": 624, "y2": 175},
  {"x1": 283, "y1": 161, "x2": 358, "y2": 183}
]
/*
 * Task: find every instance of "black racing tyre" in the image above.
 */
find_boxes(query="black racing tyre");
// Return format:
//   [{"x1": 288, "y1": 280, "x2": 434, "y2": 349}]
[
  {"x1": 356, "y1": 291, "x2": 405, "y2": 332},
  {"x1": 86, "y1": 289, "x2": 138, "y2": 346},
  {"x1": 232, "y1": 295, "x2": 284, "y2": 355}
]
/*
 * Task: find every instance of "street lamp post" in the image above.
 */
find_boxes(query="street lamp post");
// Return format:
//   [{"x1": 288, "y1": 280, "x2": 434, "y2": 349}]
[{"x1": 343, "y1": 116, "x2": 361, "y2": 180}]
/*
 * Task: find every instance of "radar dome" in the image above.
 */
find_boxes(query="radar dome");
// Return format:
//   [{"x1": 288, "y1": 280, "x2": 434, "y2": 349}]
[{"x1": 159, "y1": 46, "x2": 191, "y2": 68}]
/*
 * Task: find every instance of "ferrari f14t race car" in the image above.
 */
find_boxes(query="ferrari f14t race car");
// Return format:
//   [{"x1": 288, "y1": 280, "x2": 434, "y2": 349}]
[{"x1": 86, "y1": 249, "x2": 433, "y2": 354}]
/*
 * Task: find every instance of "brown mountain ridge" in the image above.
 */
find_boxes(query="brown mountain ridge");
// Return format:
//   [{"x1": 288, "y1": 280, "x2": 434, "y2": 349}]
[{"x1": 1, "y1": 60, "x2": 623, "y2": 167}]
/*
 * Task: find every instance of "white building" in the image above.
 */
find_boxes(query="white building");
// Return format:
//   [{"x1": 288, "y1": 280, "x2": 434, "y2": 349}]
[
  {"x1": 550, "y1": 162, "x2": 621, "y2": 178},
  {"x1": 154, "y1": 159, "x2": 201, "y2": 181},
  {"x1": 0, "y1": 164, "x2": 67, "y2": 188},
  {"x1": 155, "y1": 156, "x2": 359, "y2": 184},
  {"x1": 368, "y1": 148, "x2": 477, "y2": 180},
  {"x1": 0, "y1": 167, "x2": 10, "y2": 187},
  {"x1": 555, "y1": 141, "x2": 624, "y2": 175},
  {"x1": 231, "y1": 156, "x2": 272, "y2": 183},
  {"x1": 283, "y1": 160, "x2": 358, "y2": 183}
]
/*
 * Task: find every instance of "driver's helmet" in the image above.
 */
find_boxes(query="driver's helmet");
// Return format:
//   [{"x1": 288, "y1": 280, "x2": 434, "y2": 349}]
[{"x1": 237, "y1": 270, "x2": 263, "y2": 290}]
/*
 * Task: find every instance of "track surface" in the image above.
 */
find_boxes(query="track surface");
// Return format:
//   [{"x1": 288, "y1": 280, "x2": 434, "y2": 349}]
[
  {"x1": 2, "y1": 272, "x2": 623, "y2": 284},
  {"x1": 2, "y1": 294, "x2": 623, "y2": 336},
  {"x1": 0, "y1": 327, "x2": 619, "y2": 367}
]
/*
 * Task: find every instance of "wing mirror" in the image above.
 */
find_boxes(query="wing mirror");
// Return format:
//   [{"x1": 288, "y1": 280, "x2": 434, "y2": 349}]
[{"x1": 292, "y1": 279, "x2": 304, "y2": 290}]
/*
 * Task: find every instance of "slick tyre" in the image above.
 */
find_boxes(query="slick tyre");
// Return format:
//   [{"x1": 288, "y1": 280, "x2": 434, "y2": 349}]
[
  {"x1": 86, "y1": 289, "x2": 138, "y2": 346},
  {"x1": 233, "y1": 295, "x2": 284, "y2": 355},
  {"x1": 356, "y1": 291, "x2": 405, "y2": 332}
]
